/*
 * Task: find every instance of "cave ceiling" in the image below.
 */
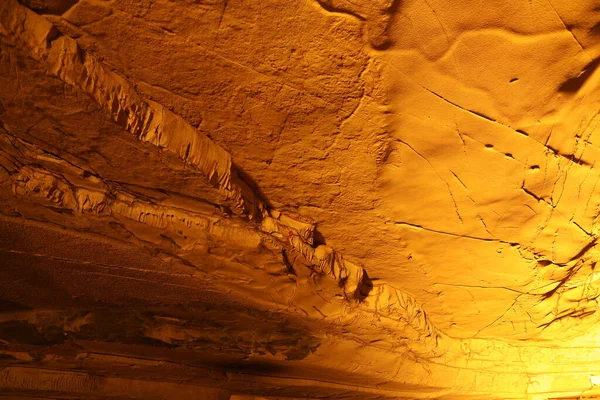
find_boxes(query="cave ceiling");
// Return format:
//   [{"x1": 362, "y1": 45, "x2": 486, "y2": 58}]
[{"x1": 1, "y1": 0, "x2": 600, "y2": 399}]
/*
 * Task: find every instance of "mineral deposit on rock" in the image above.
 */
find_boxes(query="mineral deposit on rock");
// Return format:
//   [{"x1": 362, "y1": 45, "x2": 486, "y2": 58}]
[{"x1": 1, "y1": 0, "x2": 600, "y2": 398}]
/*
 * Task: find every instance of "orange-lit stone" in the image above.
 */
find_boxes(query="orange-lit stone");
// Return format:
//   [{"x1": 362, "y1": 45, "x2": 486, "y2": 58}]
[{"x1": 1, "y1": 0, "x2": 600, "y2": 398}]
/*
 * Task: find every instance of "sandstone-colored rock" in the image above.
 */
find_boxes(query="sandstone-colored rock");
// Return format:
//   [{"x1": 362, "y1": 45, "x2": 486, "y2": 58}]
[{"x1": 1, "y1": 0, "x2": 600, "y2": 398}]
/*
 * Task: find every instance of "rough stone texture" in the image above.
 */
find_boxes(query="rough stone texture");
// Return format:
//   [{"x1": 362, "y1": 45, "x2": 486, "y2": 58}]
[{"x1": 1, "y1": 0, "x2": 600, "y2": 398}]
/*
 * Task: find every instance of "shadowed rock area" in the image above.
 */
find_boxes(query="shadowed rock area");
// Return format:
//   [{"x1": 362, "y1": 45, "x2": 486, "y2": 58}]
[{"x1": 1, "y1": 0, "x2": 600, "y2": 398}]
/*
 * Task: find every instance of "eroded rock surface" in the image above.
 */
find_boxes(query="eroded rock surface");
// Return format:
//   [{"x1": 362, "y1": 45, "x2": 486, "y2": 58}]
[{"x1": 1, "y1": 0, "x2": 600, "y2": 398}]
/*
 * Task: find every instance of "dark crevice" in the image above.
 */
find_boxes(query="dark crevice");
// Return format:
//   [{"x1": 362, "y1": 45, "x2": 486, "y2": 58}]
[
  {"x1": 315, "y1": 0, "x2": 366, "y2": 21},
  {"x1": 19, "y1": 0, "x2": 80, "y2": 15},
  {"x1": 558, "y1": 57, "x2": 600, "y2": 92},
  {"x1": 521, "y1": 186, "x2": 544, "y2": 202}
]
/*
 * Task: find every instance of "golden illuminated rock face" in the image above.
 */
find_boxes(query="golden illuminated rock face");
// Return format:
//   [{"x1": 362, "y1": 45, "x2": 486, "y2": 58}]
[{"x1": 1, "y1": 0, "x2": 600, "y2": 399}]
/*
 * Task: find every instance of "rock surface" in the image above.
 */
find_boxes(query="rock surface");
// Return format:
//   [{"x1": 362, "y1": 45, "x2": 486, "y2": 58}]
[{"x1": 1, "y1": 0, "x2": 600, "y2": 398}]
